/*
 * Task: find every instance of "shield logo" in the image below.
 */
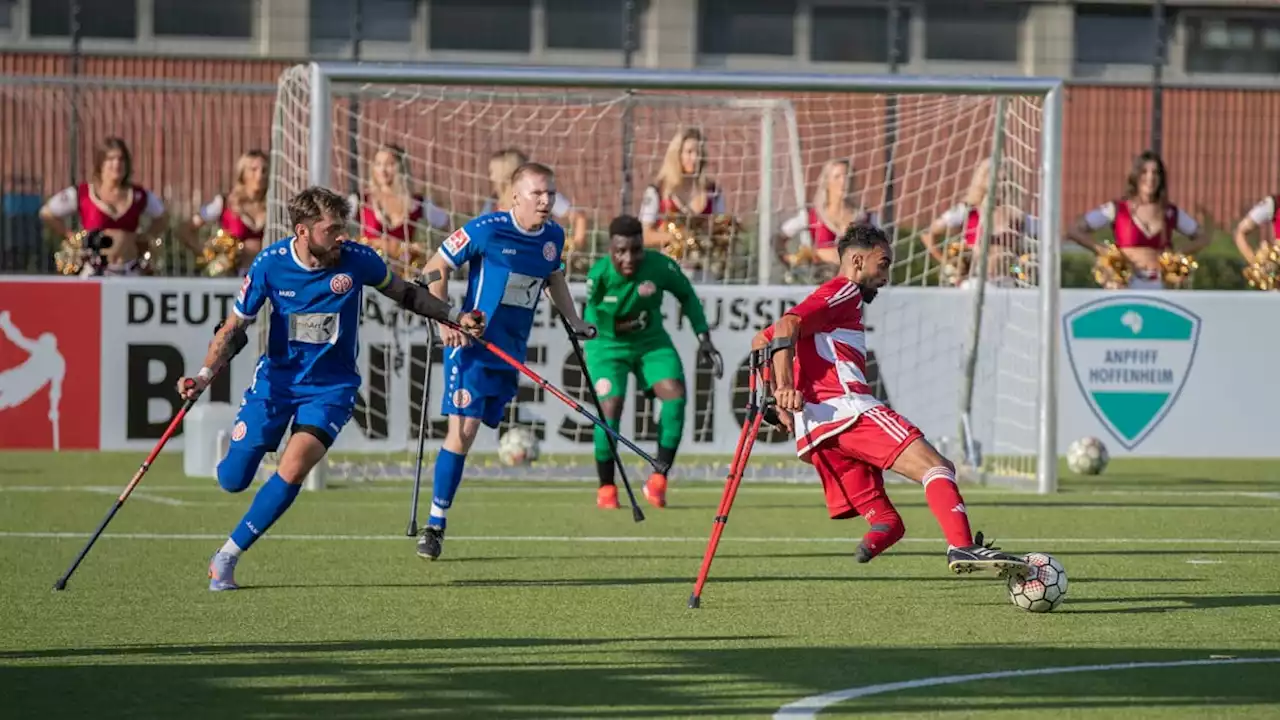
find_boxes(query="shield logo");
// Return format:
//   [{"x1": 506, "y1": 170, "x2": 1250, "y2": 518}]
[{"x1": 1063, "y1": 296, "x2": 1201, "y2": 450}]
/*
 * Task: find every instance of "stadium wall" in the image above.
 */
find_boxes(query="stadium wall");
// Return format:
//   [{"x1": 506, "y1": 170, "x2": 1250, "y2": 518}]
[
  {"x1": 2, "y1": 53, "x2": 1280, "y2": 232},
  {"x1": 0, "y1": 275, "x2": 1273, "y2": 462}
]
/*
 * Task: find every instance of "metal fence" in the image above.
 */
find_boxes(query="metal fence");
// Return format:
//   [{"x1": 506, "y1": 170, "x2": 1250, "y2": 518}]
[{"x1": 2, "y1": 68, "x2": 1280, "y2": 278}]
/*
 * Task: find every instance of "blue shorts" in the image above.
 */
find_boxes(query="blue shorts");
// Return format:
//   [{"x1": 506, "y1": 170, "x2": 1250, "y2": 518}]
[
  {"x1": 230, "y1": 387, "x2": 357, "y2": 452},
  {"x1": 441, "y1": 345, "x2": 519, "y2": 428}
]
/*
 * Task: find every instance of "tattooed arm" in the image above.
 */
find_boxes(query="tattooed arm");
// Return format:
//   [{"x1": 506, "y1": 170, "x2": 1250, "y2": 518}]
[{"x1": 176, "y1": 314, "x2": 251, "y2": 400}]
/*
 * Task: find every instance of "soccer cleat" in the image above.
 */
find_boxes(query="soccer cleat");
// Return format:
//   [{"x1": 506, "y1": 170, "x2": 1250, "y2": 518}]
[
  {"x1": 946, "y1": 531, "x2": 1030, "y2": 578},
  {"x1": 417, "y1": 525, "x2": 445, "y2": 561},
  {"x1": 643, "y1": 472, "x2": 668, "y2": 508},
  {"x1": 596, "y1": 484, "x2": 620, "y2": 509},
  {"x1": 854, "y1": 543, "x2": 875, "y2": 564},
  {"x1": 207, "y1": 551, "x2": 240, "y2": 591}
]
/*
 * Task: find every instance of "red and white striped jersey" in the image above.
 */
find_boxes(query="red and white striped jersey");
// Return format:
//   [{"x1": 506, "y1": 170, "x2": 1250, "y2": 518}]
[{"x1": 762, "y1": 276, "x2": 883, "y2": 459}]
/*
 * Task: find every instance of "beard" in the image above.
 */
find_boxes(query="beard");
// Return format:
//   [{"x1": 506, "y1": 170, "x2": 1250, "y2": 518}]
[
  {"x1": 309, "y1": 240, "x2": 342, "y2": 268},
  {"x1": 859, "y1": 283, "x2": 880, "y2": 304}
]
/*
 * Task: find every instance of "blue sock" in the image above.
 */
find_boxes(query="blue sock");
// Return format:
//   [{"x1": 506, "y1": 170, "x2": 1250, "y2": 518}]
[
  {"x1": 228, "y1": 473, "x2": 301, "y2": 552},
  {"x1": 428, "y1": 449, "x2": 466, "y2": 530}
]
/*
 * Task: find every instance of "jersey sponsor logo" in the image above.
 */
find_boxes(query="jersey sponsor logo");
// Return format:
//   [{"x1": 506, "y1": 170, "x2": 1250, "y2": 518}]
[
  {"x1": 594, "y1": 377, "x2": 612, "y2": 396},
  {"x1": 231, "y1": 420, "x2": 247, "y2": 442},
  {"x1": 638, "y1": 281, "x2": 656, "y2": 297},
  {"x1": 445, "y1": 228, "x2": 471, "y2": 255},
  {"x1": 1063, "y1": 296, "x2": 1200, "y2": 450},
  {"x1": 501, "y1": 272, "x2": 542, "y2": 310},
  {"x1": 452, "y1": 388, "x2": 472, "y2": 408},
  {"x1": 0, "y1": 281, "x2": 101, "y2": 449},
  {"x1": 330, "y1": 273, "x2": 354, "y2": 295},
  {"x1": 542, "y1": 241, "x2": 557, "y2": 262},
  {"x1": 289, "y1": 313, "x2": 339, "y2": 344}
]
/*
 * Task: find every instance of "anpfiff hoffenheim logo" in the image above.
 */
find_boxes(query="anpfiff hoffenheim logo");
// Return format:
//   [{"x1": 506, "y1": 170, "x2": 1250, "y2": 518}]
[{"x1": 1063, "y1": 296, "x2": 1201, "y2": 450}]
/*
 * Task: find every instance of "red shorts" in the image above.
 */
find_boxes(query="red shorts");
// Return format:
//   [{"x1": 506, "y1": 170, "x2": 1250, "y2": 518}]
[{"x1": 808, "y1": 406, "x2": 923, "y2": 519}]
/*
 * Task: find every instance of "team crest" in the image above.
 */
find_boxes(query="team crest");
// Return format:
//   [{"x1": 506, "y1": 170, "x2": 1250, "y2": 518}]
[
  {"x1": 452, "y1": 388, "x2": 472, "y2": 408},
  {"x1": 595, "y1": 378, "x2": 612, "y2": 396},
  {"x1": 445, "y1": 228, "x2": 471, "y2": 255},
  {"x1": 330, "y1": 273, "x2": 353, "y2": 295},
  {"x1": 543, "y1": 241, "x2": 557, "y2": 262},
  {"x1": 638, "y1": 281, "x2": 656, "y2": 297},
  {"x1": 1063, "y1": 296, "x2": 1201, "y2": 450},
  {"x1": 231, "y1": 421, "x2": 247, "y2": 442}
]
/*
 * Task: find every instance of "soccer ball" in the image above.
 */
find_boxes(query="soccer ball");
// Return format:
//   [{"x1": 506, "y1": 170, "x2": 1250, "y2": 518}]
[
  {"x1": 497, "y1": 426, "x2": 540, "y2": 466},
  {"x1": 1067, "y1": 436, "x2": 1109, "y2": 475},
  {"x1": 1008, "y1": 553, "x2": 1068, "y2": 613}
]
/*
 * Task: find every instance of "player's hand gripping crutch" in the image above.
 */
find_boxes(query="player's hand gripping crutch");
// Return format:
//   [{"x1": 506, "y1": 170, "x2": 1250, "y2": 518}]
[
  {"x1": 559, "y1": 313, "x2": 645, "y2": 523},
  {"x1": 435, "y1": 317, "x2": 670, "y2": 475},
  {"x1": 688, "y1": 349, "x2": 773, "y2": 609},
  {"x1": 52, "y1": 321, "x2": 248, "y2": 591}
]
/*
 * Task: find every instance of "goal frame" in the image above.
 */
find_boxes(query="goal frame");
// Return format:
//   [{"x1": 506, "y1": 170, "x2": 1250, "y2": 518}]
[{"x1": 291, "y1": 61, "x2": 1064, "y2": 495}]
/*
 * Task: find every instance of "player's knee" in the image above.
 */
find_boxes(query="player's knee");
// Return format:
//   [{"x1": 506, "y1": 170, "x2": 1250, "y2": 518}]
[
  {"x1": 216, "y1": 447, "x2": 264, "y2": 493},
  {"x1": 652, "y1": 379, "x2": 685, "y2": 400},
  {"x1": 600, "y1": 397, "x2": 624, "y2": 423}
]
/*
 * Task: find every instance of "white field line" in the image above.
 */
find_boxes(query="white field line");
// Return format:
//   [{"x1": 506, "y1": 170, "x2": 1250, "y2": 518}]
[
  {"x1": 83, "y1": 488, "x2": 189, "y2": 507},
  {"x1": 2, "y1": 532, "x2": 1280, "y2": 545},
  {"x1": 773, "y1": 657, "x2": 1280, "y2": 719},
  {"x1": 1, "y1": 484, "x2": 1278, "y2": 501}
]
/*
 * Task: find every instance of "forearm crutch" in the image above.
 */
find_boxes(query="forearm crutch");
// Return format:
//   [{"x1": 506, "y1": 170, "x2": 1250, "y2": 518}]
[{"x1": 688, "y1": 349, "x2": 772, "y2": 609}]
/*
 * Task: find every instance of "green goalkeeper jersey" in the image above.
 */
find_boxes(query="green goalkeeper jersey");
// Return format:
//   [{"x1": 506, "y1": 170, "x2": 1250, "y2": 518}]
[{"x1": 584, "y1": 250, "x2": 710, "y2": 349}]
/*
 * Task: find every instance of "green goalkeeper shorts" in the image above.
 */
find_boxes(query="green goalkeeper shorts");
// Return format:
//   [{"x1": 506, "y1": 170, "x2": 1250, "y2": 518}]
[{"x1": 585, "y1": 342, "x2": 685, "y2": 400}]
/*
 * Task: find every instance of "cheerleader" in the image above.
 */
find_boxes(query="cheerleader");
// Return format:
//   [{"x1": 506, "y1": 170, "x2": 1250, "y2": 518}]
[
  {"x1": 39, "y1": 137, "x2": 167, "y2": 276},
  {"x1": 1067, "y1": 150, "x2": 1208, "y2": 290},
  {"x1": 920, "y1": 158, "x2": 1039, "y2": 287},
  {"x1": 184, "y1": 149, "x2": 268, "y2": 276},
  {"x1": 774, "y1": 157, "x2": 875, "y2": 269},
  {"x1": 353, "y1": 143, "x2": 451, "y2": 276}
]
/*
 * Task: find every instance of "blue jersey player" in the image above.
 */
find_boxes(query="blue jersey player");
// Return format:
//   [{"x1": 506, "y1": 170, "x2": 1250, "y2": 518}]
[
  {"x1": 178, "y1": 187, "x2": 483, "y2": 590},
  {"x1": 415, "y1": 162, "x2": 595, "y2": 560}
]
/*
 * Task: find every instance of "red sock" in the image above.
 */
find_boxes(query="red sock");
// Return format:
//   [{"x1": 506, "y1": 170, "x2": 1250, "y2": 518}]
[
  {"x1": 856, "y1": 495, "x2": 905, "y2": 560},
  {"x1": 923, "y1": 466, "x2": 973, "y2": 548}
]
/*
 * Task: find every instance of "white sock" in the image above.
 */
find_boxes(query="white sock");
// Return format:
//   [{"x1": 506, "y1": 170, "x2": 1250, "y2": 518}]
[
  {"x1": 428, "y1": 503, "x2": 448, "y2": 525},
  {"x1": 220, "y1": 538, "x2": 243, "y2": 557}
]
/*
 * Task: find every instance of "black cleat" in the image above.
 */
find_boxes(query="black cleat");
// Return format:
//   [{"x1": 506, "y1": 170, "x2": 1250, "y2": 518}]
[
  {"x1": 416, "y1": 525, "x2": 444, "y2": 561},
  {"x1": 854, "y1": 543, "x2": 875, "y2": 564},
  {"x1": 947, "y1": 531, "x2": 1029, "y2": 578}
]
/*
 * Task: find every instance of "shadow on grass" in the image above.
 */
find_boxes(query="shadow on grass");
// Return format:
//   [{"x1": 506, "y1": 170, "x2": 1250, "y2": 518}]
[{"x1": 0, "y1": 643, "x2": 1276, "y2": 718}]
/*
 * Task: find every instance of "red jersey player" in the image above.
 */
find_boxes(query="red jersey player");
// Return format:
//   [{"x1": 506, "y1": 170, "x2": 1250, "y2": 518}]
[{"x1": 753, "y1": 222, "x2": 1029, "y2": 577}]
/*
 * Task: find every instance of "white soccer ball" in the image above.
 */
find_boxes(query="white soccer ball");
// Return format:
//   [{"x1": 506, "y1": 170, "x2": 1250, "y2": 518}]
[
  {"x1": 1008, "y1": 552, "x2": 1068, "y2": 613},
  {"x1": 1067, "y1": 436, "x2": 1109, "y2": 475},
  {"x1": 497, "y1": 426, "x2": 540, "y2": 467}
]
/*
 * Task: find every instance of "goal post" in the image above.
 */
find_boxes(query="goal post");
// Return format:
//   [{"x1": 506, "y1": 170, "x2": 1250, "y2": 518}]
[{"x1": 267, "y1": 61, "x2": 1064, "y2": 495}]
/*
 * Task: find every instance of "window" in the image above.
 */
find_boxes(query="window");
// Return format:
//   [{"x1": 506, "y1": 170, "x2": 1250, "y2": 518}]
[
  {"x1": 430, "y1": 0, "x2": 531, "y2": 52},
  {"x1": 311, "y1": 0, "x2": 416, "y2": 43},
  {"x1": 546, "y1": 0, "x2": 640, "y2": 51},
  {"x1": 811, "y1": 5, "x2": 911, "y2": 64},
  {"x1": 31, "y1": 0, "x2": 137, "y2": 39},
  {"x1": 1186, "y1": 14, "x2": 1280, "y2": 75},
  {"x1": 699, "y1": 0, "x2": 796, "y2": 57},
  {"x1": 154, "y1": 0, "x2": 253, "y2": 38},
  {"x1": 1074, "y1": 4, "x2": 1166, "y2": 66},
  {"x1": 923, "y1": 1, "x2": 1021, "y2": 62},
  {"x1": 0, "y1": 0, "x2": 14, "y2": 31}
]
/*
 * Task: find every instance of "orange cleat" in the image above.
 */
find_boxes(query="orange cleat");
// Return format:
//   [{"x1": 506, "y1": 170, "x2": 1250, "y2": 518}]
[
  {"x1": 643, "y1": 472, "x2": 668, "y2": 508},
  {"x1": 596, "y1": 484, "x2": 620, "y2": 509}
]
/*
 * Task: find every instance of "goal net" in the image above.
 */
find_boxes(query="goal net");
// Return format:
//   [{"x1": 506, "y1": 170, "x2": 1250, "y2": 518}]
[{"x1": 264, "y1": 63, "x2": 1060, "y2": 492}]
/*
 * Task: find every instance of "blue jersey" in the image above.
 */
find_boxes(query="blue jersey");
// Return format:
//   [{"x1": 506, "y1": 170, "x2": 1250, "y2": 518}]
[
  {"x1": 440, "y1": 211, "x2": 565, "y2": 368},
  {"x1": 234, "y1": 237, "x2": 392, "y2": 399}
]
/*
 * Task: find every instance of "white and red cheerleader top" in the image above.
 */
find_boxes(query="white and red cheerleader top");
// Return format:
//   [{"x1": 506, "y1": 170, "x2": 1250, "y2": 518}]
[
  {"x1": 1083, "y1": 199, "x2": 1198, "y2": 250},
  {"x1": 198, "y1": 194, "x2": 265, "y2": 242},
  {"x1": 937, "y1": 203, "x2": 1041, "y2": 247},
  {"x1": 352, "y1": 192, "x2": 450, "y2": 241},
  {"x1": 639, "y1": 182, "x2": 725, "y2": 227},
  {"x1": 43, "y1": 183, "x2": 164, "y2": 233}
]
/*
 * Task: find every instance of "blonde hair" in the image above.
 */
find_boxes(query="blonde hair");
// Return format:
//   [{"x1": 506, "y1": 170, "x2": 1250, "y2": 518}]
[
  {"x1": 655, "y1": 127, "x2": 709, "y2": 212},
  {"x1": 489, "y1": 147, "x2": 529, "y2": 201},
  {"x1": 813, "y1": 158, "x2": 858, "y2": 212},
  {"x1": 369, "y1": 143, "x2": 411, "y2": 194},
  {"x1": 228, "y1": 149, "x2": 268, "y2": 206}
]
